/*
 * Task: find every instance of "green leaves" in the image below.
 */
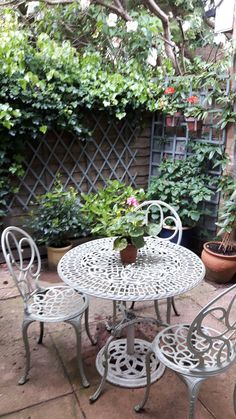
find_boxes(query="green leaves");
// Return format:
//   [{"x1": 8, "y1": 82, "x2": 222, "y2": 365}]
[
  {"x1": 26, "y1": 176, "x2": 84, "y2": 247},
  {"x1": 147, "y1": 144, "x2": 227, "y2": 228}
]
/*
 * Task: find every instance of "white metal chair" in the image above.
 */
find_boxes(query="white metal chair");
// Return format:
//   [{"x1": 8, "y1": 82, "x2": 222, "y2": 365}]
[
  {"x1": 135, "y1": 284, "x2": 236, "y2": 419},
  {"x1": 1, "y1": 226, "x2": 96, "y2": 387},
  {"x1": 121, "y1": 200, "x2": 183, "y2": 324}
]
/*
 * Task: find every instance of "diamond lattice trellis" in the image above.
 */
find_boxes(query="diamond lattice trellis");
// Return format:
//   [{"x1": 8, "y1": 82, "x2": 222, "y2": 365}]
[
  {"x1": 149, "y1": 77, "x2": 231, "y2": 239},
  {"x1": 7, "y1": 113, "x2": 150, "y2": 216}
]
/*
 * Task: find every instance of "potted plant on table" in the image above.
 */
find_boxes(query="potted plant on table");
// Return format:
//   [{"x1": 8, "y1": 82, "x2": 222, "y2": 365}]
[
  {"x1": 81, "y1": 180, "x2": 146, "y2": 237},
  {"x1": 106, "y1": 203, "x2": 160, "y2": 263},
  {"x1": 26, "y1": 177, "x2": 84, "y2": 270},
  {"x1": 201, "y1": 178, "x2": 236, "y2": 283}
]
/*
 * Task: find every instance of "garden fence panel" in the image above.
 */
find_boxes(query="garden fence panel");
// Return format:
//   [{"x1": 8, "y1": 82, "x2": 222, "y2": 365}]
[{"x1": 5, "y1": 112, "x2": 151, "y2": 221}]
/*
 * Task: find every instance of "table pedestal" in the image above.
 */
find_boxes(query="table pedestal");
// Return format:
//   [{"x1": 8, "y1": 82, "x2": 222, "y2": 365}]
[{"x1": 96, "y1": 338, "x2": 165, "y2": 388}]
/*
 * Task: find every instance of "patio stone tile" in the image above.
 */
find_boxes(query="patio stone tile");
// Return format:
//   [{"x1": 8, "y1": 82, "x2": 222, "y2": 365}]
[
  {"x1": 2, "y1": 394, "x2": 84, "y2": 419},
  {"x1": 199, "y1": 367, "x2": 236, "y2": 419},
  {"x1": 0, "y1": 265, "x2": 20, "y2": 300},
  {"x1": 0, "y1": 333, "x2": 73, "y2": 416},
  {"x1": 76, "y1": 369, "x2": 214, "y2": 419}
]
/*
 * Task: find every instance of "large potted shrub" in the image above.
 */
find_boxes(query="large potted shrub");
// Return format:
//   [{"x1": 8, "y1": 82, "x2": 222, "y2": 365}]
[
  {"x1": 27, "y1": 177, "x2": 84, "y2": 269},
  {"x1": 201, "y1": 179, "x2": 236, "y2": 283}
]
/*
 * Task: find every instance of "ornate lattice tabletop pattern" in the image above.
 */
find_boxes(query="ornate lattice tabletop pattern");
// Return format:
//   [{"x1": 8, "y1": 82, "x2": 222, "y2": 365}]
[
  {"x1": 58, "y1": 237, "x2": 205, "y2": 390},
  {"x1": 58, "y1": 237, "x2": 206, "y2": 302}
]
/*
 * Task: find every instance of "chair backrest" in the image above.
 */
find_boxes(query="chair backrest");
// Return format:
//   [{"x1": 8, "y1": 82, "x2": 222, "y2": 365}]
[
  {"x1": 135, "y1": 200, "x2": 183, "y2": 245},
  {"x1": 187, "y1": 284, "x2": 236, "y2": 370},
  {"x1": 1, "y1": 226, "x2": 41, "y2": 303}
]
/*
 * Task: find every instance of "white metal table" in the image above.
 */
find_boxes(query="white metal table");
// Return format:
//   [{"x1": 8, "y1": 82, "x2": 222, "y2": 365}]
[{"x1": 58, "y1": 237, "x2": 205, "y2": 390}]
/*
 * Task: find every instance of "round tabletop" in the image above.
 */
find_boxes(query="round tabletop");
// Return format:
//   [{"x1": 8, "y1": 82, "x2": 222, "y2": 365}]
[{"x1": 58, "y1": 237, "x2": 205, "y2": 302}]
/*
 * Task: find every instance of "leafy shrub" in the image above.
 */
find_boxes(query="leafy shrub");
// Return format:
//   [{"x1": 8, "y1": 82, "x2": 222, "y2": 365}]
[
  {"x1": 26, "y1": 177, "x2": 84, "y2": 247},
  {"x1": 81, "y1": 180, "x2": 146, "y2": 237}
]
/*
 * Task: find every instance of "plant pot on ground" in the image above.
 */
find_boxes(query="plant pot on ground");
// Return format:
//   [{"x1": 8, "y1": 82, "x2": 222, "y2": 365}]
[
  {"x1": 26, "y1": 176, "x2": 85, "y2": 270},
  {"x1": 201, "y1": 183, "x2": 236, "y2": 283}
]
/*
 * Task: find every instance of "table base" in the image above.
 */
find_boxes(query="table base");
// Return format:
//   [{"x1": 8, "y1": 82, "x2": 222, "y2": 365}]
[{"x1": 96, "y1": 338, "x2": 165, "y2": 388}]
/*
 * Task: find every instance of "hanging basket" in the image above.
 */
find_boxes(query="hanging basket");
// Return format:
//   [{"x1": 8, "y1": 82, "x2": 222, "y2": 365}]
[{"x1": 120, "y1": 244, "x2": 138, "y2": 264}]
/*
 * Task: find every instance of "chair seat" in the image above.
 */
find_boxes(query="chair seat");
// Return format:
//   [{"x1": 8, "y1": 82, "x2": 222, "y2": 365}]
[
  {"x1": 27, "y1": 286, "x2": 88, "y2": 322},
  {"x1": 152, "y1": 324, "x2": 236, "y2": 376}
]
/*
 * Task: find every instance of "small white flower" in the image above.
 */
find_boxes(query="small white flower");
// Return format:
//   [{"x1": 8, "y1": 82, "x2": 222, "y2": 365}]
[
  {"x1": 107, "y1": 13, "x2": 118, "y2": 27},
  {"x1": 26, "y1": 1, "x2": 39, "y2": 16},
  {"x1": 182, "y1": 20, "x2": 191, "y2": 32},
  {"x1": 126, "y1": 20, "x2": 138, "y2": 32},
  {"x1": 80, "y1": 0, "x2": 90, "y2": 11},
  {"x1": 146, "y1": 48, "x2": 158, "y2": 67},
  {"x1": 111, "y1": 37, "x2": 121, "y2": 48}
]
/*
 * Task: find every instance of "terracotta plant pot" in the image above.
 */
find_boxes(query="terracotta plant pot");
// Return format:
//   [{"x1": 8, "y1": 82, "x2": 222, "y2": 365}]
[
  {"x1": 47, "y1": 243, "x2": 72, "y2": 270},
  {"x1": 120, "y1": 244, "x2": 138, "y2": 264},
  {"x1": 165, "y1": 112, "x2": 182, "y2": 127},
  {"x1": 185, "y1": 117, "x2": 203, "y2": 132},
  {"x1": 201, "y1": 241, "x2": 236, "y2": 283}
]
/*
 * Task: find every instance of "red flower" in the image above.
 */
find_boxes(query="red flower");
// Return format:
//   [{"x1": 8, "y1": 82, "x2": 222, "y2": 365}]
[
  {"x1": 186, "y1": 95, "x2": 198, "y2": 104},
  {"x1": 164, "y1": 86, "x2": 175, "y2": 95}
]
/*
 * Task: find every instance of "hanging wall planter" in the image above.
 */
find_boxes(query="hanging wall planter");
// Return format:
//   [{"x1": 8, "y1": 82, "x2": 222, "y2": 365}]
[
  {"x1": 185, "y1": 117, "x2": 203, "y2": 132},
  {"x1": 165, "y1": 112, "x2": 182, "y2": 128}
]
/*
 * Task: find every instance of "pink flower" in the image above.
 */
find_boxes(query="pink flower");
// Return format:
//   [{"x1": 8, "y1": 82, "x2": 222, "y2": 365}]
[{"x1": 127, "y1": 196, "x2": 139, "y2": 207}]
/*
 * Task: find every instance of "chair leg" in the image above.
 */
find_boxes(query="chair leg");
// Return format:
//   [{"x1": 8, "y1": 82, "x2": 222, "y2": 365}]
[
  {"x1": 84, "y1": 307, "x2": 97, "y2": 345},
  {"x1": 171, "y1": 297, "x2": 180, "y2": 317},
  {"x1": 89, "y1": 335, "x2": 115, "y2": 403},
  {"x1": 130, "y1": 301, "x2": 135, "y2": 310},
  {"x1": 18, "y1": 319, "x2": 34, "y2": 385},
  {"x1": 167, "y1": 298, "x2": 171, "y2": 324},
  {"x1": 181, "y1": 375, "x2": 205, "y2": 419},
  {"x1": 67, "y1": 317, "x2": 90, "y2": 388},
  {"x1": 134, "y1": 347, "x2": 153, "y2": 412},
  {"x1": 154, "y1": 300, "x2": 163, "y2": 323},
  {"x1": 233, "y1": 383, "x2": 236, "y2": 415},
  {"x1": 113, "y1": 300, "x2": 117, "y2": 325},
  {"x1": 38, "y1": 322, "x2": 44, "y2": 344}
]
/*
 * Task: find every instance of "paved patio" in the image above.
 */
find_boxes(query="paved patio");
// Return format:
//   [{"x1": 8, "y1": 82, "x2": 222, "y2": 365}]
[{"x1": 0, "y1": 262, "x2": 236, "y2": 419}]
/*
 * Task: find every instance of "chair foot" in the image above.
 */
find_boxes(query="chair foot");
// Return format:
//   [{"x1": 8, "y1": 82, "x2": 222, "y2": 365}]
[
  {"x1": 18, "y1": 375, "x2": 29, "y2": 385},
  {"x1": 134, "y1": 404, "x2": 144, "y2": 413}
]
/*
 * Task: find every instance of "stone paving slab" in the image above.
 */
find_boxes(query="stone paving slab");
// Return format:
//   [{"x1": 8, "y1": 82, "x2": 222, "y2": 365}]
[
  {"x1": 77, "y1": 370, "x2": 214, "y2": 419},
  {"x1": 2, "y1": 394, "x2": 84, "y2": 419},
  {"x1": 0, "y1": 264, "x2": 236, "y2": 419}
]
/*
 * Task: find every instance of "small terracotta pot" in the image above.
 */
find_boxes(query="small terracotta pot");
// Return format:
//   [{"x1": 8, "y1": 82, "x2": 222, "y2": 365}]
[
  {"x1": 165, "y1": 112, "x2": 182, "y2": 127},
  {"x1": 120, "y1": 244, "x2": 137, "y2": 264},
  {"x1": 185, "y1": 117, "x2": 203, "y2": 132},
  {"x1": 201, "y1": 241, "x2": 236, "y2": 283}
]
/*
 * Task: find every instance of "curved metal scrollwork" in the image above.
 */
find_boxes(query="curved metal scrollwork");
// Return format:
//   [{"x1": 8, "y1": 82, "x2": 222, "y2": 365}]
[
  {"x1": 2, "y1": 227, "x2": 41, "y2": 303},
  {"x1": 135, "y1": 200, "x2": 183, "y2": 244},
  {"x1": 187, "y1": 286, "x2": 236, "y2": 370}
]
